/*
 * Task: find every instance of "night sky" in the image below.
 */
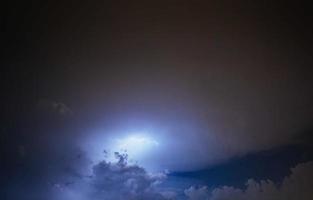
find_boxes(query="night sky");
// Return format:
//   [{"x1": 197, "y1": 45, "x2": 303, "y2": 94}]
[{"x1": 1, "y1": 1, "x2": 313, "y2": 200}]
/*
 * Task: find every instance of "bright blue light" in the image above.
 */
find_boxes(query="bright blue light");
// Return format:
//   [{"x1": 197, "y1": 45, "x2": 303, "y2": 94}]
[
  {"x1": 115, "y1": 134, "x2": 159, "y2": 156},
  {"x1": 82, "y1": 130, "x2": 161, "y2": 170}
]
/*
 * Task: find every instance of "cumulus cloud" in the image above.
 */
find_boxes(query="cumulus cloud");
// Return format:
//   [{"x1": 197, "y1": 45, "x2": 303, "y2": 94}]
[
  {"x1": 5, "y1": 142, "x2": 313, "y2": 200},
  {"x1": 184, "y1": 186, "x2": 210, "y2": 200},
  {"x1": 90, "y1": 152, "x2": 167, "y2": 200},
  {"x1": 184, "y1": 161, "x2": 313, "y2": 200},
  {"x1": 54, "y1": 152, "x2": 170, "y2": 200},
  {"x1": 52, "y1": 158, "x2": 313, "y2": 200}
]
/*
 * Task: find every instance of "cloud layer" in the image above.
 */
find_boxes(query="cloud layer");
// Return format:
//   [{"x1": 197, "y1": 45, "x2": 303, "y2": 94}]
[
  {"x1": 185, "y1": 161, "x2": 313, "y2": 200},
  {"x1": 50, "y1": 151, "x2": 313, "y2": 200}
]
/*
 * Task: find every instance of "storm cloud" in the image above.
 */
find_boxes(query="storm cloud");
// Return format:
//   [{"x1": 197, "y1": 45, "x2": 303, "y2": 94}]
[
  {"x1": 184, "y1": 161, "x2": 313, "y2": 200},
  {"x1": 49, "y1": 152, "x2": 171, "y2": 200},
  {"x1": 90, "y1": 152, "x2": 167, "y2": 200},
  {"x1": 1, "y1": 1, "x2": 313, "y2": 199}
]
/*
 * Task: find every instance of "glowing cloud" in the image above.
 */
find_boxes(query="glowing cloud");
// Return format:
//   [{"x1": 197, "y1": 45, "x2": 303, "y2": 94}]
[{"x1": 115, "y1": 135, "x2": 159, "y2": 157}]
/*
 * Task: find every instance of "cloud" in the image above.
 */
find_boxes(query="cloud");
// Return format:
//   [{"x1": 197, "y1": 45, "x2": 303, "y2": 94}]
[
  {"x1": 184, "y1": 161, "x2": 313, "y2": 200},
  {"x1": 90, "y1": 152, "x2": 166, "y2": 199},
  {"x1": 184, "y1": 186, "x2": 210, "y2": 200},
  {"x1": 160, "y1": 191, "x2": 177, "y2": 200},
  {"x1": 50, "y1": 156, "x2": 313, "y2": 200},
  {"x1": 37, "y1": 99, "x2": 73, "y2": 116},
  {"x1": 54, "y1": 152, "x2": 171, "y2": 200}
]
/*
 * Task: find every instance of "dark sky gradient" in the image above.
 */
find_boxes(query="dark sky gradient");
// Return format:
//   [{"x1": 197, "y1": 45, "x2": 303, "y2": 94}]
[
  {"x1": 171, "y1": 140, "x2": 313, "y2": 187},
  {"x1": 1, "y1": 1, "x2": 313, "y2": 199}
]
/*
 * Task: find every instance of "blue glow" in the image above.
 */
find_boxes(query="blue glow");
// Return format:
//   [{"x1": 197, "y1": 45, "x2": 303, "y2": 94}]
[
  {"x1": 115, "y1": 135, "x2": 159, "y2": 155},
  {"x1": 82, "y1": 130, "x2": 162, "y2": 170}
]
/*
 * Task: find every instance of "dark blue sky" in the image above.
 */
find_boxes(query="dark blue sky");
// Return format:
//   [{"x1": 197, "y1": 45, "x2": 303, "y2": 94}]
[{"x1": 171, "y1": 140, "x2": 313, "y2": 187}]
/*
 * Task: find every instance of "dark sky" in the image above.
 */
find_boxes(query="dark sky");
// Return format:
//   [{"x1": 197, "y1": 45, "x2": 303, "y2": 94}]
[{"x1": 1, "y1": 1, "x2": 313, "y2": 200}]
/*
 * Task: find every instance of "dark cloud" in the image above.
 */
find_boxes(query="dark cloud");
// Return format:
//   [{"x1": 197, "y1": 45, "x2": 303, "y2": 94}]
[
  {"x1": 37, "y1": 99, "x2": 73, "y2": 116},
  {"x1": 2, "y1": 0, "x2": 313, "y2": 172},
  {"x1": 90, "y1": 152, "x2": 167, "y2": 199},
  {"x1": 0, "y1": 102, "x2": 88, "y2": 200},
  {"x1": 171, "y1": 141, "x2": 313, "y2": 188},
  {"x1": 184, "y1": 161, "x2": 313, "y2": 200},
  {"x1": 52, "y1": 157, "x2": 313, "y2": 200},
  {"x1": 49, "y1": 152, "x2": 171, "y2": 200},
  {"x1": 1, "y1": 1, "x2": 313, "y2": 199}
]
